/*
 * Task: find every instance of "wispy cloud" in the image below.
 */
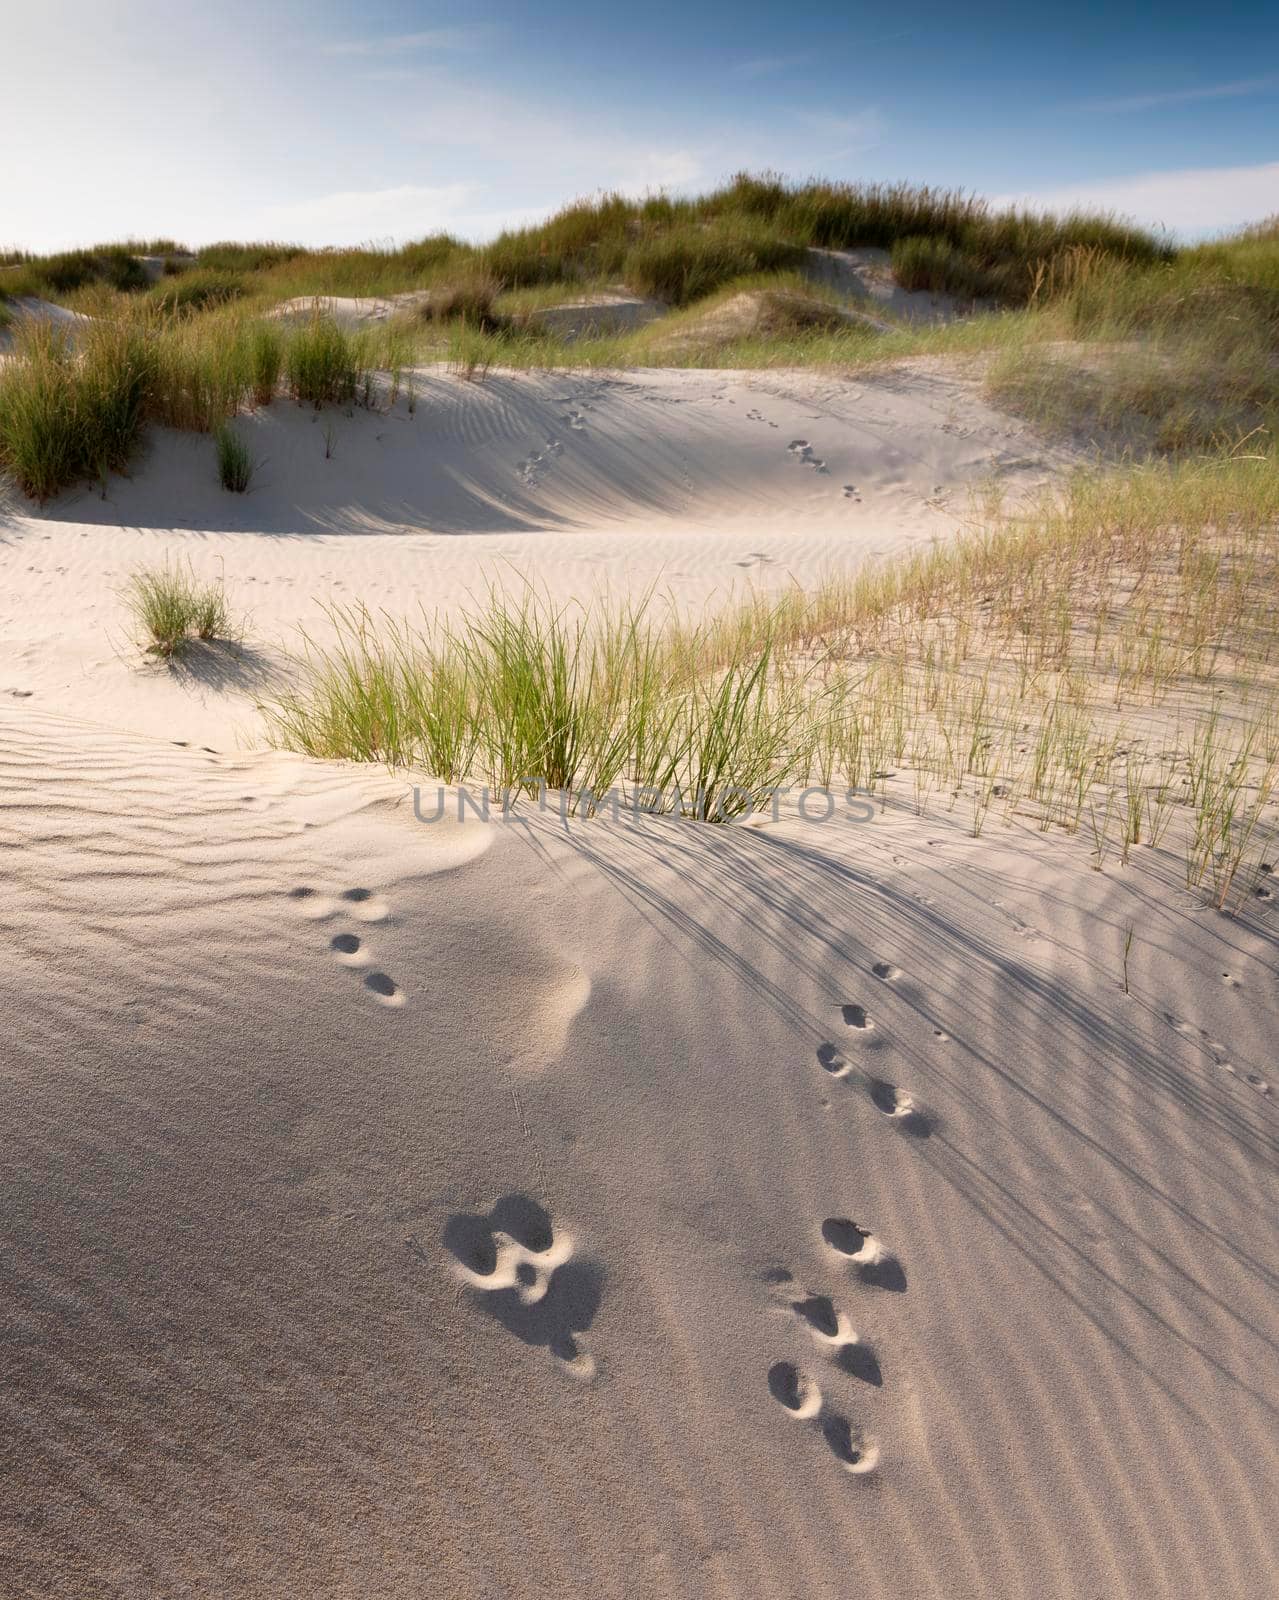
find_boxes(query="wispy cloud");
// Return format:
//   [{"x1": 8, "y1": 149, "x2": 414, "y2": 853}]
[
  {"x1": 728, "y1": 52, "x2": 813, "y2": 81},
  {"x1": 1079, "y1": 74, "x2": 1279, "y2": 114},
  {"x1": 322, "y1": 27, "x2": 486, "y2": 58},
  {"x1": 256, "y1": 182, "x2": 475, "y2": 240},
  {"x1": 795, "y1": 109, "x2": 884, "y2": 154},
  {"x1": 994, "y1": 159, "x2": 1279, "y2": 235}
]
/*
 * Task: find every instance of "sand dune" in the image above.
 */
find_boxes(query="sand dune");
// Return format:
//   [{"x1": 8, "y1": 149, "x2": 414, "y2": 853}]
[
  {"x1": 1, "y1": 698, "x2": 1275, "y2": 1598},
  {"x1": 2, "y1": 351, "x2": 1276, "y2": 1598},
  {"x1": 2, "y1": 363, "x2": 1074, "y2": 746}
]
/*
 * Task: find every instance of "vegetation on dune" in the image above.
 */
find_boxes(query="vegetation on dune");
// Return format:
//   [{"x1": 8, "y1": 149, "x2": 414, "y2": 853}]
[
  {"x1": 285, "y1": 314, "x2": 362, "y2": 406},
  {"x1": 0, "y1": 298, "x2": 411, "y2": 496},
  {"x1": 121, "y1": 561, "x2": 239, "y2": 658},
  {"x1": 0, "y1": 320, "x2": 154, "y2": 500},
  {"x1": 1, "y1": 174, "x2": 1172, "y2": 313},
  {"x1": 150, "y1": 269, "x2": 245, "y2": 313},
  {"x1": 262, "y1": 448, "x2": 1279, "y2": 909},
  {"x1": 2, "y1": 246, "x2": 151, "y2": 298},
  {"x1": 0, "y1": 178, "x2": 1275, "y2": 496},
  {"x1": 214, "y1": 421, "x2": 254, "y2": 491}
]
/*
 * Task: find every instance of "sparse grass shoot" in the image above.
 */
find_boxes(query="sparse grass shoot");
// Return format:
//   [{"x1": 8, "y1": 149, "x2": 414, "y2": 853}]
[
  {"x1": 214, "y1": 422, "x2": 254, "y2": 491},
  {"x1": 122, "y1": 562, "x2": 238, "y2": 657}
]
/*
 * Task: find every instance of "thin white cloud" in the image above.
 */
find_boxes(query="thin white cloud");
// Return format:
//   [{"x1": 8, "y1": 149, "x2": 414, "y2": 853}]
[
  {"x1": 1080, "y1": 75, "x2": 1279, "y2": 115},
  {"x1": 255, "y1": 183, "x2": 475, "y2": 241},
  {"x1": 994, "y1": 160, "x2": 1279, "y2": 235},
  {"x1": 322, "y1": 28, "x2": 485, "y2": 58},
  {"x1": 728, "y1": 53, "x2": 813, "y2": 81},
  {"x1": 795, "y1": 109, "x2": 884, "y2": 153}
]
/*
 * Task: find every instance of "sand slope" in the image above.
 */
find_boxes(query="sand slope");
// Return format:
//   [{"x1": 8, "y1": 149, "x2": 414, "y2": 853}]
[
  {"x1": 2, "y1": 359, "x2": 1276, "y2": 1598},
  {"x1": 1, "y1": 364, "x2": 1074, "y2": 746},
  {"x1": 1, "y1": 701, "x2": 1276, "y2": 1598}
]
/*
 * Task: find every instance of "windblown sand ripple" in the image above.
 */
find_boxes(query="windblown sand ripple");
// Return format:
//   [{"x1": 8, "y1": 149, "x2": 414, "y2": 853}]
[{"x1": 1, "y1": 698, "x2": 1275, "y2": 1598}]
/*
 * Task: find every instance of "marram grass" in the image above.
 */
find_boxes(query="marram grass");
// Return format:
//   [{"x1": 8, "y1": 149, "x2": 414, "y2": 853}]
[{"x1": 262, "y1": 450, "x2": 1279, "y2": 908}]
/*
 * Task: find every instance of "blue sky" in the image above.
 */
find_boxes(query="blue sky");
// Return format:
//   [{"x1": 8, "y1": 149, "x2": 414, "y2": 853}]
[{"x1": 4, "y1": 0, "x2": 1278, "y2": 250}]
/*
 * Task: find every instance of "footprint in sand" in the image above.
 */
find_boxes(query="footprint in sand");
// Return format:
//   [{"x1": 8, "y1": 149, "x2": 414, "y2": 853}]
[
  {"x1": 869, "y1": 1079, "x2": 932, "y2": 1138},
  {"x1": 1165, "y1": 1012, "x2": 1231, "y2": 1069},
  {"x1": 786, "y1": 438, "x2": 827, "y2": 473},
  {"x1": 768, "y1": 1360, "x2": 823, "y2": 1418},
  {"x1": 842, "y1": 1003, "x2": 873, "y2": 1030},
  {"x1": 291, "y1": 886, "x2": 402, "y2": 1002},
  {"x1": 766, "y1": 1362, "x2": 879, "y2": 1473},
  {"x1": 791, "y1": 1292, "x2": 884, "y2": 1383},
  {"x1": 871, "y1": 961, "x2": 901, "y2": 982},
  {"x1": 330, "y1": 931, "x2": 366, "y2": 966},
  {"x1": 340, "y1": 886, "x2": 390, "y2": 923},
  {"x1": 442, "y1": 1195, "x2": 601, "y2": 1380},
  {"x1": 822, "y1": 1217, "x2": 908, "y2": 1294},
  {"x1": 817, "y1": 1042, "x2": 851, "y2": 1077},
  {"x1": 363, "y1": 970, "x2": 404, "y2": 1007}
]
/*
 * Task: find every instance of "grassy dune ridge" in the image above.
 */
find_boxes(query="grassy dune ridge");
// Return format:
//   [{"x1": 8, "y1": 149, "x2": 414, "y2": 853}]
[{"x1": 2, "y1": 177, "x2": 1276, "y2": 496}]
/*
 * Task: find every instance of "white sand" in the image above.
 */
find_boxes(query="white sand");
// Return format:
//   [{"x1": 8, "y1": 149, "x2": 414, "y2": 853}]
[
  {"x1": 1, "y1": 361, "x2": 1276, "y2": 1599},
  {"x1": 1, "y1": 363, "x2": 1072, "y2": 746},
  {"x1": 805, "y1": 246, "x2": 991, "y2": 323}
]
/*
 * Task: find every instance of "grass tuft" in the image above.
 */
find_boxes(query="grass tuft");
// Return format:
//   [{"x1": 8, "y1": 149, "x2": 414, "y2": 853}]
[
  {"x1": 214, "y1": 423, "x2": 254, "y2": 491},
  {"x1": 0, "y1": 320, "x2": 154, "y2": 500},
  {"x1": 285, "y1": 314, "x2": 362, "y2": 407},
  {"x1": 151, "y1": 269, "x2": 245, "y2": 314},
  {"x1": 122, "y1": 562, "x2": 238, "y2": 656}
]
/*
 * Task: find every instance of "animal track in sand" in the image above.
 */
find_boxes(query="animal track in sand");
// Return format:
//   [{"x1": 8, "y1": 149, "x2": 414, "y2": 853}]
[
  {"x1": 364, "y1": 971, "x2": 404, "y2": 1007},
  {"x1": 821, "y1": 1217, "x2": 908, "y2": 1294},
  {"x1": 768, "y1": 1361, "x2": 823, "y2": 1418},
  {"x1": 518, "y1": 438, "x2": 563, "y2": 486},
  {"x1": 766, "y1": 1362, "x2": 879, "y2": 1470},
  {"x1": 869, "y1": 1079, "x2": 932, "y2": 1138},
  {"x1": 842, "y1": 484, "x2": 862, "y2": 501},
  {"x1": 817, "y1": 1042, "x2": 851, "y2": 1077},
  {"x1": 443, "y1": 1195, "x2": 601, "y2": 1379},
  {"x1": 790, "y1": 1293, "x2": 882, "y2": 1379},
  {"x1": 821, "y1": 1218, "x2": 876, "y2": 1260},
  {"x1": 821, "y1": 1413, "x2": 880, "y2": 1474},
  {"x1": 1165, "y1": 1012, "x2": 1231, "y2": 1068},
  {"x1": 330, "y1": 932, "x2": 366, "y2": 966},
  {"x1": 290, "y1": 886, "x2": 402, "y2": 1001},
  {"x1": 786, "y1": 438, "x2": 827, "y2": 473},
  {"x1": 340, "y1": 886, "x2": 390, "y2": 922}
]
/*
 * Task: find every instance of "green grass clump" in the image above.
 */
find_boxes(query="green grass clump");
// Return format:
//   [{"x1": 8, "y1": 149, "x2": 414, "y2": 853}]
[
  {"x1": 214, "y1": 423, "x2": 254, "y2": 491},
  {"x1": 151, "y1": 269, "x2": 245, "y2": 313},
  {"x1": 0, "y1": 320, "x2": 154, "y2": 499},
  {"x1": 420, "y1": 271, "x2": 504, "y2": 328},
  {"x1": 891, "y1": 235, "x2": 983, "y2": 297},
  {"x1": 285, "y1": 316, "x2": 362, "y2": 407},
  {"x1": 622, "y1": 227, "x2": 805, "y2": 306},
  {"x1": 4, "y1": 247, "x2": 150, "y2": 299},
  {"x1": 196, "y1": 241, "x2": 305, "y2": 273},
  {"x1": 261, "y1": 448, "x2": 1279, "y2": 902},
  {"x1": 248, "y1": 324, "x2": 284, "y2": 406},
  {"x1": 263, "y1": 588, "x2": 821, "y2": 820},
  {"x1": 122, "y1": 562, "x2": 237, "y2": 657}
]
